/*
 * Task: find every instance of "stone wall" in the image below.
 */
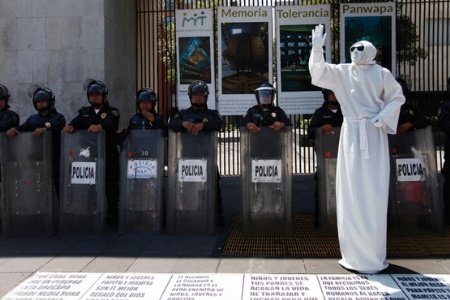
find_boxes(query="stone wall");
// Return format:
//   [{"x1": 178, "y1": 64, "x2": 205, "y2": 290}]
[{"x1": 0, "y1": 0, "x2": 136, "y2": 126}]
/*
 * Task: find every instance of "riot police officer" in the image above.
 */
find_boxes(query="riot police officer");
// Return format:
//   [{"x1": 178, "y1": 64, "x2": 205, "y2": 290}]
[
  {"x1": 396, "y1": 78, "x2": 430, "y2": 137},
  {"x1": 169, "y1": 80, "x2": 223, "y2": 133},
  {"x1": 130, "y1": 88, "x2": 167, "y2": 130},
  {"x1": 0, "y1": 84, "x2": 19, "y2": 132},
  {"x1": 240, "y1": 82, "x2": 292, "y2": 132},
  {"x1": 438, "y1": 77, "x2": 450, "y2": 225},
  {"x1": 6, "y1": 85, "x2": 66, "y2": 198},
  {"x1": 63, "y1": 79, "x2": 120, "y2": 224},
  {"x1": 116, "y1": 88, "x2": 167, "y2": 147},
  {"x1": 168, "y1": 80, "x2": 224, "y2": 225},
  {"x1": 119, "y1": 88, "x2": 167, "y2": 133},
  {"x1": 307, "y1": 89, "x2": 343, "y2": 139},
  {"x1": 6, "y1": 85, "x2": 65, "y2": 136}
]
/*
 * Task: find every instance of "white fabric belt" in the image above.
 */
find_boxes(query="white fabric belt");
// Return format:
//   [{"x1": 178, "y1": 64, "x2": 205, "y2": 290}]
[{"x1": 347, "y1": 118, "x2": 370, "y2": 159}]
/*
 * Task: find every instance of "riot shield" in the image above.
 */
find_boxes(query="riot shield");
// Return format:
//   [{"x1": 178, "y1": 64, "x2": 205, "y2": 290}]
[
  {"x1": 167, "y1": 130, "x2": 217, "y2": 234},
  {"x1": 119, "y1": 130, "x2": 165, "y2": 233},
  {"x1": 59, "y1": 131, "x2": 106, "y2": 235},
  {"x1": 315, "y1": 128, "x2": 340, "y2": 236},
  {"x1": 0, "y1": 132, "x2": 54, "y2": 237},
  {"x1": 388, "y1": 126, "x2": 443, "y2": 234},
  {"x1": 240, "y1": 126, "x2": 292, "y2": 237}
]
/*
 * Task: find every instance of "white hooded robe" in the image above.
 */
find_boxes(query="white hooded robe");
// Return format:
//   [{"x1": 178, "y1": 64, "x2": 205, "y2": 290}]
[{"x1": 309, "y1": 41, "x2": 405, "y2": 273}]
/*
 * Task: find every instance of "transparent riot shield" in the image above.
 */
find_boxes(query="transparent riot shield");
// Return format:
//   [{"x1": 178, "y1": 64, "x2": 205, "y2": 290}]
[
  {"x1": 240, "y1": 126, "x2": 292, "y2": 237},
  {"x1": 119, "y1": 130, "x2": 165, "y2": 233},
  {"x1": 388, "y1": 126, "x2": 443, "y2": 234},
  {"x1": 0, "y1": 132, "x2": 54, "y2": 238},
  {"x1": 167, "y1": 130, "x2": 217, "y2": 234},
  {"x1": 315, "y1": 128, "x2": 340, "y2": 236},
  {"x1": 59, "y1": 131, "x2": 106, "y2": 235}
]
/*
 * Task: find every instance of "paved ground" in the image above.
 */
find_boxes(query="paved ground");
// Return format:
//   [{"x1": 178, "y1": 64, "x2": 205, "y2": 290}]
[{"x1": 1, "y1": 176, "x2": 449, "y2": 299}]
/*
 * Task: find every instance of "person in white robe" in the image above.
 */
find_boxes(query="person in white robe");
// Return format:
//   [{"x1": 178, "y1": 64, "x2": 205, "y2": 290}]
[{"x1": 308, "y1": 24, "x2": 405, "y2": 273}]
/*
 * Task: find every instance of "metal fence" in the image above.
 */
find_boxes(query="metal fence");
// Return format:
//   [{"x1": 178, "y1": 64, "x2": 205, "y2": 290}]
[{"x1": 137, "y1": 0, "x2": 449, "y2": 175}]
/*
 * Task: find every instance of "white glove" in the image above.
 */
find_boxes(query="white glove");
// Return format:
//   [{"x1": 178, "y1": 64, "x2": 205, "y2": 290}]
[{"x1": 311, "y1": 24, "x2": 326, "y2": 51}]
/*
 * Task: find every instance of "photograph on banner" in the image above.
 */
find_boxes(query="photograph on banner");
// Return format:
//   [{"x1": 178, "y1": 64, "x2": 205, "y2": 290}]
[
  {"x1": 175, "y1": 9, "x2": 215, "y2": 110},
  {"x1": 276, "y1": 5, "x2": 331, "y2": 114},
  {"x1": 178, "y1": 36, "x2": 212, "y2": 84},
  {"x1": 340, "y1": 3, "x2": 396, "y2": 73},
  {"x1": 218, "y1": 6, "x2": 273, "y2": 116}
]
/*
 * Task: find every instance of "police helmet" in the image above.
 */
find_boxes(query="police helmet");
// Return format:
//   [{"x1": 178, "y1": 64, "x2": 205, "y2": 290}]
[
  {"x1": 83, "y1": 79, "x2": 108, "y2": 103},
  {"x1": 136, "y1": 88, "x2": 157, "y2": 110},
  {"x1": 0, "y1": 84, "x2": 11, "y2": 106},
  {"x1": 28, "y1": 84, "x2": 55, "y2": 111},
  {"x1": 188, "y1": 80, "x2": 209, "y2": 100},
  {"x1": 254, "y1": 82, "x2": 276, "y2": 106}
]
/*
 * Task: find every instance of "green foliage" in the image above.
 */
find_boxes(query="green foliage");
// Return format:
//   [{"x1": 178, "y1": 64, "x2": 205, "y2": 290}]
[
  {"x1": 296, "y1": 118, "x2": 311, "y2": 130},
  {"x1": 396, "y1": 15, "x2": 428, "y2": 65}
]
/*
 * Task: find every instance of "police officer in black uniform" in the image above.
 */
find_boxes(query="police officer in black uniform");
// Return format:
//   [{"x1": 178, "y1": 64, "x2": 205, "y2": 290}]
[
  {"x1": 6, "y1": 85, "x2": 65, "y2": 136},
  {"x1": 307, "y1": 89, "x2": 343, "y2": 139},
  {"x1": 308, "y1": 89, "x2": 343, "y2": 228},
  {"x1": 168, "y1": 80, "x2": 224, "y2": 225},
  {"x1": 0, "y1": 84, "x2": 19, "y2": 133},
  {"x1": 121, "y1": 88, "x2": 167, "y2": 132},
  {"x1": 438, "y1": 77, "x2": 450, "y2": 225},
  {"x1": 396, "y1": 78, "x2": 430, "y2": 137},
  {"x1": 116, "y1": 88, "x2": 167, "y2": 145},
  {"x1": 240, "y1": 83, "x2": 292, "y2": 132},
  {"x1": 63, "y1": 79, "x2": 120, "y2": 224},
  {"x1": 6, "y1": 85, "x2": 66, "y2": 198},
  {"x1": 169, "y1": 80, "x2": 223, "y2": 133}
]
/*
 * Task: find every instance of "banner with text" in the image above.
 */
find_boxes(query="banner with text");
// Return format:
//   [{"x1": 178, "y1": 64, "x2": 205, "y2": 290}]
[
  {"x1": 276, "y1": 5, "x2": 331, "y2": 114},
  {"x1": 218, "y1": 6, "x2": 273, "y2": 116},
  {"x1": 340, "y1": 3, "x2": 396, "y2": 75},
  {"x1": 176, "y1": 9, "x2": 215, "y2": 110}
]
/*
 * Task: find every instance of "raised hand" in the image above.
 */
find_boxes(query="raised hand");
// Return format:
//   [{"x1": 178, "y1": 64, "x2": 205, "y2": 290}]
[{"x1": 311, "y1": 24, "x2": 327, "y2": 51}]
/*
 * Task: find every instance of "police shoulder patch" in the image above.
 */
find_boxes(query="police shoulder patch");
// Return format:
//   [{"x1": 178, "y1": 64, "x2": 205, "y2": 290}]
[{"x1": 112, "y1": 110, "x2": 119, "y2": 116}]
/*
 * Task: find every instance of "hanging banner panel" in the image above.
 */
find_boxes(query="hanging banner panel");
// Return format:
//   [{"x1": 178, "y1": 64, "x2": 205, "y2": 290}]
[
  {"x1": 340, "y1": 3, "x2": 396, "y2": 75},
  {"x1": 276, "y1": 5, "x2": 331, "y2": 114},
  {"x1": 176, "y1": 9, "x2": 215, "y2": 110},
  {"x1": 218, "y1": 6, "x2": 273, "y2": 116}
]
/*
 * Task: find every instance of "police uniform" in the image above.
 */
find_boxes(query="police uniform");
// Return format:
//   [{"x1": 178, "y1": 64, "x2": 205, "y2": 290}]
[
  {"x1": 68, "y1": 102, "x2": 120, "y2": 221},
  {"x1": 307, "y1": 105, "x2": 343, "y2": 139},
  {"x1": 438, "y1": 95, "x2": 450, "y2": 224},
  {"x1": 0, "y1": 109, "x2": 19, "y2": 132},
  {"x1": 398, "y1": 103, "x2": 430, "y2": 131},
  {"x1": 16, "y1": 110, "x2": 66, "y2": 197},
  {"x1": 128, "y1": 112, "x2": 167, "y2": 130},
  {"x1": 16, "y1": 111, "x2": 65, "y2": 132},
  {"x1": 169, "y1": 107, "x2": 223, "y2": 132},
  {"x1": 240, "y1": 105, "x2": 292, "y2": 127}
]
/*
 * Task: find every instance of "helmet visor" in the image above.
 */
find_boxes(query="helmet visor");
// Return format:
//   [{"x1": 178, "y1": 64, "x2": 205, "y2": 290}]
[
  {"x1": 87, "y1": 84, "x2": 105, "y2": 96},
  {"x1": 138, "y1": 92, "x2": 156, "y2": 102},
  {"x1": 257, "y1": 90, "x2": 274, "y2": 105}
]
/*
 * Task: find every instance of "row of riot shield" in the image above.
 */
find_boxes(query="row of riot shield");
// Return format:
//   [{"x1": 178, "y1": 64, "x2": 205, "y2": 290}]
[
  {"x1": 315, "y1": 126, "x2": 443, "y2": 236},
  {"x1": 0, "y1": 129, "x2": 219, "y2": 237},
  {"x1": 1, "y1": 127, "x2": 294, "y2": 238}
]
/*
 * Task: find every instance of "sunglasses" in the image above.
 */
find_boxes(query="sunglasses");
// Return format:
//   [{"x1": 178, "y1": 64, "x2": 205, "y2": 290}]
[{"x1": 350, "y1": 45, "x2": 365, "y2": 52}]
